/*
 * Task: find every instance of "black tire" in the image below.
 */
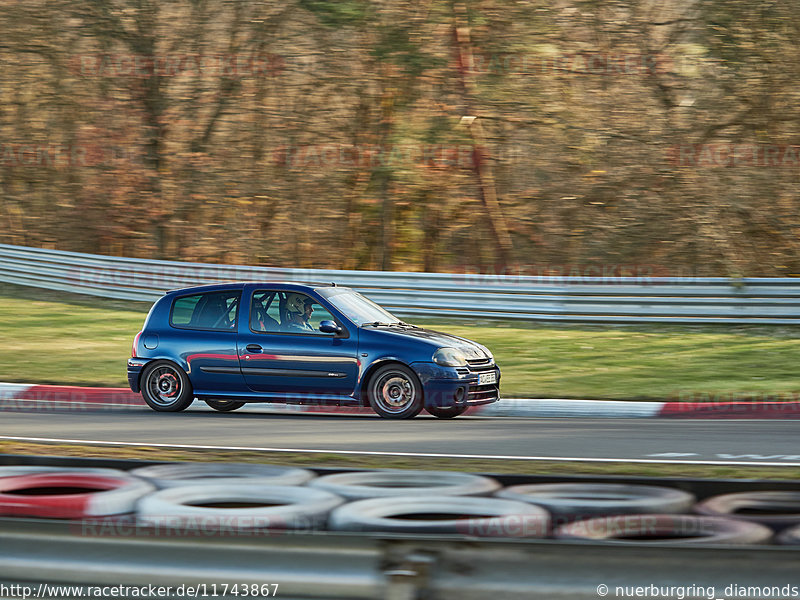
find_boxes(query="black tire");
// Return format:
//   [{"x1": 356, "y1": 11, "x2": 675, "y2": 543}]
[
  {"x1": 141, "y1": 360, "x2": 194, "y2": 412},
  {"x1": 427, "y1": 405, "x2": 468, "y2": 419},
  {"x1": 366, "y1": 364, "x2": 423, "y2": 419},
  {"x1": 205, "y1": 399, "x2": 245, "y2": 412}
]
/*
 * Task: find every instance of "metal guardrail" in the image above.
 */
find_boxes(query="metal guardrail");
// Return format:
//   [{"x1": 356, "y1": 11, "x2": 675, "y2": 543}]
[
  {"x1": 2, "y1": 518, "x2": 798, "y2": 600},
  {"x1": 2, "y1": 243, "x2": 800, "y2": 324}
]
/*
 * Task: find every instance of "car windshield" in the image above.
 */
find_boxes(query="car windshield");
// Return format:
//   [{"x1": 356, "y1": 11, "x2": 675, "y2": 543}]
[{"x1": 318, "y1": 289, "x2": 401, "y2": 326}]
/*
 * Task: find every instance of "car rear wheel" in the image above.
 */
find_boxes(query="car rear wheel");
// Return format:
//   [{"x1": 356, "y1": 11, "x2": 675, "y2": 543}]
[
  {"x1": 426, "y1": 406, "x2": 468, "y2": 419},
  {"x1": 141, "y1": 361, "x2": 194, "y2": 412},
  {"x1": 205, "y1": 400, "x2": 245, "y2": 412},
  {"x1": 367, "y1": 364, "x2": 423, "y2": 419}
]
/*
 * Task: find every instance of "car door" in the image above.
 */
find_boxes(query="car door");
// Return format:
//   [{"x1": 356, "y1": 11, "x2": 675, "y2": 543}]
[
  {"x1": 166, "y1": 289, "x2": 249, "y2": 395},
  {"x1": 237, "y1": 287, "x2": 359, "y2": 398}
]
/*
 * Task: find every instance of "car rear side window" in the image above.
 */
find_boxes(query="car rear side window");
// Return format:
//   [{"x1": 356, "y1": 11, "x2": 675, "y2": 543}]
[{"x1": 170, "y1": 291, "x2": 241, "y2": 331}]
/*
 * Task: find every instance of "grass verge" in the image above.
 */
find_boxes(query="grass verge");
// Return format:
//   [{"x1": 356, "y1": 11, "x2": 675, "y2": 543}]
[{"x1": 1, "y1": 282, "x2": 799, "y2": 400}]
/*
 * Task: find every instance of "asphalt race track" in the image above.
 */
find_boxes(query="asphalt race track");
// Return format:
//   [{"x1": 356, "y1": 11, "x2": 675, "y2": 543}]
[{"x1": 1, "y1": 404, "x2": 799, "y2": 465}]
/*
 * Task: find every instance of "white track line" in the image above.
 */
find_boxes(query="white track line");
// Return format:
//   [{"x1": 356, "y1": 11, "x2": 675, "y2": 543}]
[{"x1": 2, "y1": 435, "x2": 800, "y2": 466}]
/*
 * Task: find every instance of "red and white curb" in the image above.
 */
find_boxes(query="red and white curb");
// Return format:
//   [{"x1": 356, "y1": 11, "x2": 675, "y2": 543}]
[{"x1": 1, "y1": 383, "x2": 800, "y2": 419}]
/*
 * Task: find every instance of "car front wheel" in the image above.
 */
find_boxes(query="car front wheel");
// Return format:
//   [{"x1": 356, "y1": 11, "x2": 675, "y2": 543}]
[
  {"x1": 367, "y1": 364, "x2": 424, "y2": 419},
  {"x1": 141, "y1": 361, "x2": 194, "y2": 412}
]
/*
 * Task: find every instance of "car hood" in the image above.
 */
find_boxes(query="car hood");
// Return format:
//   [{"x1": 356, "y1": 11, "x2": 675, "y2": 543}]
[{"x1": 365, "y1": 326, "x2": 492, "y2": 360}]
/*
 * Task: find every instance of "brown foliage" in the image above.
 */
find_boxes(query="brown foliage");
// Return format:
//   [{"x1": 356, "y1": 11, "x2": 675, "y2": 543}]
[{"x1": 1, "y1": 0, "x2": 799, "y2": 276}]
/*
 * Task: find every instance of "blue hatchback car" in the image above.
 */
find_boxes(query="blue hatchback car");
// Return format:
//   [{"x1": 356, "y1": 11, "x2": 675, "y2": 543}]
[{"x1": 128, "y1": 282, "x2": 500, "y2": 419}]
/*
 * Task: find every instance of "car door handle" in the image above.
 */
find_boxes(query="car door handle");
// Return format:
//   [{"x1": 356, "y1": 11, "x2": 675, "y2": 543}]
[{"x1": 246, "y1": 344, "x2": 263, "y2": 353}]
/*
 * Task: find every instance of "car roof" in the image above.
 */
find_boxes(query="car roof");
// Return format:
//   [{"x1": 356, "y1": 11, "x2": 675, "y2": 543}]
[{"x1": 165, "y1": 281, "x2": 349, "y2": 295}]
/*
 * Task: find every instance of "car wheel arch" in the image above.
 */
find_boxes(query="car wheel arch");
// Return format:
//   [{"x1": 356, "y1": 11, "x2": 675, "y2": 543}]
[
  {"x1": 137, "y1": 357, "x2": 192, "y2": 391},
  {"x1": 358, "y1": 358, "x2": 419, "y2": 406}
]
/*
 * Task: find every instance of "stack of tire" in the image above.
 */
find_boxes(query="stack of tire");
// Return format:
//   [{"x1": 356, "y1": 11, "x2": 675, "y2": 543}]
[
  {"x1": 494, "y1": 483, "x2": 773, "y2": 545},
  {"x1": 134, "y1": 466, "x2": 543, "y2": 537},
  {"x1": 132, "y1": 463, "x2": 332, "y2": 532},
  {"x1": 0, "y1": 462, "x2": 798, "y2": 545},
  {"x1": 0, "y1": 466, "x2": 155, "y2": 520}
]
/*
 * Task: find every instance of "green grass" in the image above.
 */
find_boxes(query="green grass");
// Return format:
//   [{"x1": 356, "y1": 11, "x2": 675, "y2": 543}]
[
  {"x1": 1, "y1": 282, "x2": 799, "y2": 400},
  {"x1": 0, "y1": 284, "x2": 152, "y2": 387}
]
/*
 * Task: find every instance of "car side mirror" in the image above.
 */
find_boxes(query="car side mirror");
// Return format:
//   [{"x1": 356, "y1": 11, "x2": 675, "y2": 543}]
[{"x1": 319, "y1": 320, "x2": 343, "y2": 335}]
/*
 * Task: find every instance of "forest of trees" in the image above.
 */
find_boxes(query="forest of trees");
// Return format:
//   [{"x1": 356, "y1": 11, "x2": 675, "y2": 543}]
[{"x1": 1, "y1": 0, "x2": 799, "y2": 277}]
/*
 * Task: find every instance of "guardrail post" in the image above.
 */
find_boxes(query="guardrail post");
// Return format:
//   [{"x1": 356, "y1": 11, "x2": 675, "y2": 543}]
[{"x1": 384, "y1": 551, "x2": 436, "y2": 600}]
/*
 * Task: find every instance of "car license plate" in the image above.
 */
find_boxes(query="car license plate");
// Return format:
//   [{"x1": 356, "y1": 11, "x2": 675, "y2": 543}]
[{"x1": 479, "y1": 372, "x2": 496, "y2": 385}]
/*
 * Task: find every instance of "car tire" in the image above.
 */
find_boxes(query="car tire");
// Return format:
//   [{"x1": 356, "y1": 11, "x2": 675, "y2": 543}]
[
  {"x1": 495, "y1": 483, "x2": 696, "y2": 522},
  {"x1": 131, "y1": 462, "x2": 315, "y2": 489},
  {"x1": 0, "y1": 467, "x2": 129, "y2": 478},
  {"x1": 141, "y1": 361, "x2": 194, "y2": 412},
  {"x1": 309, "y1": 469, "x2": 500, "y2": 500},
  {"x1": 137, "y1": 484, "x2": 344, "y2": 532},
  {"x1": 777, "y1": 523, "x2": 800, "y2": 545},
  {"x1": 366, "y1": 364, "x2": 424, "y2": 419},
  {"x1": 426, "y1": 406, "x2": 468, "y2": 419},
  {"x1": 329, "y1": 495, "x2": 550, "y2": 537},
  {"x1": 0, "y1": 472, "x2": 155, "y2": 518},
  {"x1": 554, "y1": 514, "x2": 773, "y2": 545},
  {"x1": 694, "y1": 491, "x2": 800, "y2": 529},
  {"x1": 205, "y1": 399, "x2": 245, "y2": 412}
]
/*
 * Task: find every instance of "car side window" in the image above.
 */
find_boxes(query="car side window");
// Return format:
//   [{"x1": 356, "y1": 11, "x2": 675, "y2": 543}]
[
  {"x1": 250, "y1": 290, "x2": 337, "y2": 335},
  {"x1": 304, "y1": 299, "x2": 337, "y2": 334},
  {"x1": 170, "y1": 291, "x2": 240, "y2": 331},
  {"x1": 250, "y1": 291, "x2": 281, "y2": 333},
  {"x1": 266, "y1": 293, "x2": 284, "y2": 326}
]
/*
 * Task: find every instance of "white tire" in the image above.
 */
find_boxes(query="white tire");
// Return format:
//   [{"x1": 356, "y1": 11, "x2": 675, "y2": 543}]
[
  {"x1": 0, "y1": 466, "x2": 129, "y2": 478},
  {"x1": 309, "y1": 469, "x2": 500, "y2": 500},
  {"x1": 496, "y1": 483, "x2": 695, "y2": 522},
  {"x1": 131, "y1": 462, "x2": 315, "y2": 489},
  {"x1": 777, "y1": 523, "x2": 800, "y2": 545},
  {"x1": 0, "y1": 472, "x2": 154, "y2": 518},
  {"x1": 694, "y1": 491, "x2": 800, "y2": 529},
  {"x1": 329, "y1": 495, "x2": 550, "y2": 537},
  {"x1": 137, "y1": 484, "x2": 344, "y2": 532},
  {"x1": 555, "y1": 514, "x2": 773, "y2": 545}
]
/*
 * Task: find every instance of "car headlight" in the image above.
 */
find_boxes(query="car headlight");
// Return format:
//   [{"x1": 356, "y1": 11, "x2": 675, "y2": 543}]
[{"x1": 433, "y1": 347, "x2": 468, "y2": 367}]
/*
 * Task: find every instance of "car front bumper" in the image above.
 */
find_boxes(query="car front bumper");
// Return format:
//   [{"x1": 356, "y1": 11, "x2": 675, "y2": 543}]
[{"x1": 410, "y1": 361, "x2": 501, "y2": 409}]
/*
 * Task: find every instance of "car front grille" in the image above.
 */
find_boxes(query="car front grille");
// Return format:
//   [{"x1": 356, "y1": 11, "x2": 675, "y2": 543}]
[
  {"x1": 467, "y1": 383, "x2": 499, "y2": 403},
  {"x1": 466, "y1": 358, "x2": 494, "y2": 372}
]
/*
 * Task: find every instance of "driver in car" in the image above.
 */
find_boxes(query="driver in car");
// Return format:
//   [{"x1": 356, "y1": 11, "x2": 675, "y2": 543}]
[{"x1": 286, "y1": 293, "x2": 315, "y2": 332}]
